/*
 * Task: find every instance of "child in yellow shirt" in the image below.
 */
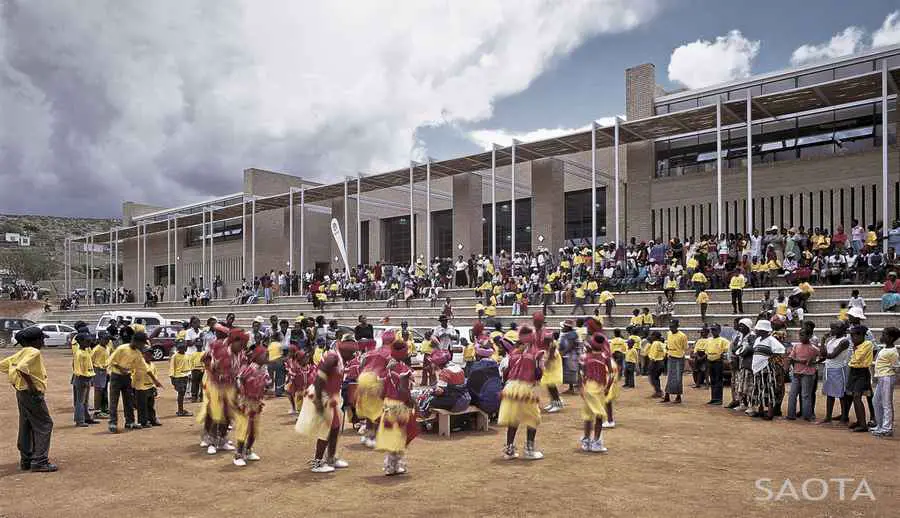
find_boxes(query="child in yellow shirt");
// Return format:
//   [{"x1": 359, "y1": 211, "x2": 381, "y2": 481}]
[
  {"x1": 190, "y1": 346, "x2": 205, "y2": 403},
  {"x1": 91, "y1": 332, "x2": 112, "y2": 418},
  {"x1": 696, "y1": 290, "x2": 710, "y2": 321},
  {"x1": 646, "y1": 331, "x2": 666, "y2": 398},
  {"x1": 623, "y1": 340, "x2": 638, "y2": 388},
  {"x1": 170, "y1": 341, "x2": 193, "y2": 417},
  {"x1": 133, "y1": 347, "x2": 163, "y2": 428},
  {"x1": 73, "y1": 338, "x2": 96, "y2": 427}
]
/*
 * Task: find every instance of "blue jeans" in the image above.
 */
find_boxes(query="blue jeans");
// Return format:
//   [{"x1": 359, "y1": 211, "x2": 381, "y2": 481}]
[
  {"x1": 73, "y1": 376, "x2": 92, "y2": 424},
  {"x1": 787, "y1": 373, "x2": 816, "y2": 420}
]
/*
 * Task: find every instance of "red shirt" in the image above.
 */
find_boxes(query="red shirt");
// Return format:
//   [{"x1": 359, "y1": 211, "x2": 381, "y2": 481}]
[
  {"x1": 789, "y1": 342, "x2": 819, "y2": 376},
  {"x1": 506, "y1": 348, "x2": 543, "y2": 383},
  {"x1": 237, "y1": 364, "x2": 269, "y2": 402},
  {"x1": 884, "y1": 279, "x2": 900, "y2": 293},
  {"x1": 383, "y1": 362, "x2": 412, "y2": 401},
  {"x1": 361, "y1": 347, "x2": 391, "y2": 378},
  {"x1": 318, "y1": 351, "x2": 344, "y2": 395},
  {"x1": 582, "y1": 352, "x2": 611, "y2": 385},
  {"x1": 344, "y1": 357, "x2": 360, "y2": 381},
  {"x1": 286, "y1": 358, "x2": 316, "y2": 393}
]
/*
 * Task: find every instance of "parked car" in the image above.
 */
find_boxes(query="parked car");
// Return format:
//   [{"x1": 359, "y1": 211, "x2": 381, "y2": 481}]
[
  {"x1": 95, "y1": 311, "x2": 174, "y2": 334},
  {"x1": 374, "y1": 326, "x2": 425, "y2": 367},
  {"x1": 11, "y1": 323, "x2": 79, "y2": 348},
  {"x1": 147, "y1": 325, "x2": 183, "y2": 361},
  {"x1": 0, "y1": 318, "x2": 36, "y2": 347}
]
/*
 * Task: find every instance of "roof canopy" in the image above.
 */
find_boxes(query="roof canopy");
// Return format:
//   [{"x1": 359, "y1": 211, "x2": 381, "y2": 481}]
[{"x1": 76, "y1": 66, "x2": 899, "y2": 244}]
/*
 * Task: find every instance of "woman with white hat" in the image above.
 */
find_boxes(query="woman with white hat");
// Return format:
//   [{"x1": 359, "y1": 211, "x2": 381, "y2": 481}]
[
  {"x1": 747, "y1": 320, "x2": 785, "y2": 420},
  {"x1": 818, "y1": 321, "x2": 852, "y2": 425}
]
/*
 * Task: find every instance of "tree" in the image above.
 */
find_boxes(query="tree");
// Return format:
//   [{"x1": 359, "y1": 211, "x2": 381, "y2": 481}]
[{"x1": 0, "y1": 247, "x2": 58, "y2": 283}]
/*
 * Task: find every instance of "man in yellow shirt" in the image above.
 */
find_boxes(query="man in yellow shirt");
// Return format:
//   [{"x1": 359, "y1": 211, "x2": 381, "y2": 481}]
[
  {"x1": 662, "y1": 320, "x2": 688, "y2": 404},
  {"x1": 72, "y1": 334, "x2": 96, "y2": 427},
  {"x1": 696, "y1": 290, "x2": 710, "y2": 321},
  {"x1": 847, "y1": 325, "x2": 874, "y2": 432},
  {"x1": 91, "y1": 331, "x2": 112, "y2": 418},
  {"x1": 729, "y1": 269, "x2": 746, "y2": 314},
  {"x1": 0, "y1": 327, "x2": 57, "y2": 472},
  {"x1": 705, "y1": 324, "x2": 731, "y2": 405},
  {"x1": 170, "y1": 341, "x2": 193, "y2": 417},
  {"x1": 690, "y1": 327, "x2": 710, "y2": 389},
  {"x1": 599, "y1": 290, "x2": 615, "y2": 317},
  {"x1": 107, "y1": 331, "x2": 147, "y2": 433},
  {"x1": 691, "y1": 270, "x2": 708, "y2": 295},
  {"x1": 133, "y1": 347, "x2": 163, "y2": 428},
  {"x1": 646, "y1": 330, "x2": 666, "y2": 398}
]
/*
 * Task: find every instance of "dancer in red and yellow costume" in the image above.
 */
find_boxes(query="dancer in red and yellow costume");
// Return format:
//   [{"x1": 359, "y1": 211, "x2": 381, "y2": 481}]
[
  {"x1": 198, "y1": 326, "x2": 246, "y2": 455},
  {"x1": 498, "y1": 325, "x2": 545, "y2": 460},
  {"x1": 375, "y1": 331, "x2": 417, "y2": 475},
  {"x1": 285, "y1": 345, "x2": 315, "y2": 416},
  {"x1": 355, "y1": 337, "x2": 389, "y2": 448},
  {"x1": 534, "y1": 312, "x2": 564, "y2": 413},
  {"x1": 295, "y1": 343, "x2": 350, "y2": 473},
  {"x1": 232, "y1": 344, "x2": 270, "y2": 466},
  {"x1": 581, "y1": 333, "x2": 615, "y2": 453}
]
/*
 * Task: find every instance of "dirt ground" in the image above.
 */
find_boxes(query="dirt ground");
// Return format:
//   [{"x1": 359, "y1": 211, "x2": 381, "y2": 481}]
[{"x1": 0, "y1": 350, "x2": 896, "y2": 518}]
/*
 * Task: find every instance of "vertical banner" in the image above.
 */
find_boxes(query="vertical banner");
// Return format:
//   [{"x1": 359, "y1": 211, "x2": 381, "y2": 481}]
[{"x1": 331, "y1": 218, "x2": 350, "y2": 271}]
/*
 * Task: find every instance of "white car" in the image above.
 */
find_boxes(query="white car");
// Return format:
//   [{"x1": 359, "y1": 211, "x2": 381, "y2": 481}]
[{"x1": 12, "y1": 323, "x2": 78, "y2": 347}]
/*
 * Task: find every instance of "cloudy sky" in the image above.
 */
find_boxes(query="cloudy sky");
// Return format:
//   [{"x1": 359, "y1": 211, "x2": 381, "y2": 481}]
[{"x1": 2, "y1": 0, "x2": 899, "y2": 218}]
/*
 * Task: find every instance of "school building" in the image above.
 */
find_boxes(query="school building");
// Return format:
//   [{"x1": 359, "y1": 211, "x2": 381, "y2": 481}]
[{"x1": 66, "y1": 45, "x2": 900, "y2": 298}]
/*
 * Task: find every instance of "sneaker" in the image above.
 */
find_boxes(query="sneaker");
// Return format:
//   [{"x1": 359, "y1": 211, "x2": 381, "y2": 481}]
[
  {"x1": 359, "y1": 435, "x2": 368, "y2": 445},
  {"x1": 590, "y1": 439, "x2": 608, "y2": 453},
  {"x1": 207, "y1": 445, "x2": 218, "y2": 455},
  {"x1": 546, "y1": 404, "x2": 561, "y2": 414},
  {"x1": 30, "y1": 463, "x2": 58, "y2": 473},
  {"x1": 364, "y1": 438, "x2": 376, "y2": 449},
  {"x1": 734, "y1": 405, "x2": 747, "y2": 412},
  {"x1": 287, "y1": 410, "x2": 298, "y2": 416},
  {"x1": 233, "y1": 457, "x2": 247, "y2": 467},
  {"x1": 176, "y1": 411, "x2": 193, "y2": 417},
  {"x1": 76, "y1": 423, "x2": 89, "y2": 428},
  {"x1": 310, "y1": 459, "x2": 335, "y2": 473},
  {"x1": 246, "y1": 452, "x2": 261, "y2": 461},
  {"x1": 580, "y1": 438, "x2": 591, "y2": 452},
  {"x1": 523, "y1": 445, "x2": 544, "y2": 460},
  {"x1": 200, "y1": 436, "x2": 210, "y2": 447},
  {"x1": 502, "y1": 445, "x2": 518, "y2": 460},
  {"x1": 357, "y1": 424, "x2": 367, "y2": 436},
  {"x1": 542, "y1": 403, "x2": 555, "y2": 412},
  {"x1": 108, "y1": 425, "x2": 118, "y2": 434},
  {"x1": 327, "y1": 457, "x2": 349, "y2": 469},
  {"x1": 602, "y1": 421, "x2": 616, "y2": 429},
  {"x1": 220, "y1": 441, "x2": 237, "y2": 451}
]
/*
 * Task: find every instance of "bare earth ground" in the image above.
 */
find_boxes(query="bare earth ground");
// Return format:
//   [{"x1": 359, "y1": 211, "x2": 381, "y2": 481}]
[{"x1": 0, "y1": 350, "x2": 896, "y2": 518}]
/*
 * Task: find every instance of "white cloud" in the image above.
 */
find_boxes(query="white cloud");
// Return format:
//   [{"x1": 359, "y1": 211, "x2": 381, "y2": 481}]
[
  {"x1": 466, "y1": 117, "x2": 619, "y2": 150},
  {"x1": 667, "y1": 30, "x2": 760, "y2": 89},
  {"x1": 790, "y1": 27, "x2": 866, "y2": 66},
  {"x1": 0, "y1": 0, "x2": 659, "y2": 217},
  {"x1": 872, "y1": 11, "x2": 900, "y2": 47}
]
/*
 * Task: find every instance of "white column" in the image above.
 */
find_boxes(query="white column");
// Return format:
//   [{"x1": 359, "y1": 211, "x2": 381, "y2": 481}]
[
  {"x1": 882, "y1": 61, "x2": 890, "y2": 253},
  {"x1": 300, "y1": 188, "x2": 306, "y2": 294},
  {"x1": 135, "y1": 226, "x2": 140, "y2": 293},
  {"x1": 251, "y1": 197, "x2": 256, "y2": 279},
  {"x1": 511, "y1": 139, "x2": 517, "y2": 254},
  {"x1": 425, "y1": 159, "x2": 432, "y2": 266},
  {"x1": 716, "y1": 96, "x2": 723, "y2": 235},
  {"x1": 409, "y1": 161, "x2": 415, "y2": 265},
  {"x1": 614, "y1": 117, "x2": 621, "y2": 245},
  {"x1": 142, "y1": 224, "x2": 147, "y2": 295},
  {"x1": 289, "y1": 188, "x2": 294, "y2": 296},
  {"x1": 746, "y1": 90, "x2": 753, "y2": 233},
  {"x1": 241, "y1": 197, "x2": 247, "y2": 279},
  {"x1": 209, "y1": 209, "x2": 215, "y2": 288},
  {"x1": 166, "y1": 219, "x2": 171, "y2": 301},
  {"x1": 84, "y1": 237, "x2": 89, "y2": 297},
  {"x1": 88, "y1": 234, "x2": 93, "y2": 304},
  {"x1": 356, "y1": 175, "x2": 362, "y2": 266},
  {"x1": 591, "y1": 121, "x2": 598, "y2": 269},
  {"x1": 172, "y1": 219, "x2": 178, "y2": 300},
  {"x1": 491, "y1": 144, "x2": 497, "y2": 259},
  {"x1": 114, "y1": 229, "x2": 119, "y2": 298},
  {"x1": 201, "y1": 209, "x2": 206, "y2": 285},
  {"x1": 344, "y1": 178, "x2": 349, "y2": 260}
]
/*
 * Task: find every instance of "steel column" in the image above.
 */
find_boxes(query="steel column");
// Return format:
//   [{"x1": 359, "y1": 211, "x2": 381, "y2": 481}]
[
  {"x1": 409, "y1": 162, "x2": 415, "y2": 266},
  {"x1": 614, "y1": 117, "x2": 621, "y2": 246},
  {"x1": 882, "y1": 61, "x2": 890, "y2": 253},
  {"x1": 591, "y1": 121, "x2": 597, "y2": 269},
  {"x1": 357, "y1": 175, "x2": 362, "y2": 266},
  {"x1": 289, "y1": 188, "x2": 294, "y2": 296},
  {"x1": 251, "y1": 197, "x2": 256, "y2": 280},
  {"x1": 491, "y1": 144, "x2": 497, "y2": 259},
  {"x1": 747, "y1": 89, "x2": 753, "y2": 233},
  {"x1": 425, "y1": 159, "x2": 431, "y2": 266},
  {"x1": 716, "y1": 97, "x2": 723, "y2": 235},
  {"x1": 511, "y1": 139, "x2": 517, "y2": 254},
  {"x1": 300, "y1": 188, "x2": 306, "y2": 294}
]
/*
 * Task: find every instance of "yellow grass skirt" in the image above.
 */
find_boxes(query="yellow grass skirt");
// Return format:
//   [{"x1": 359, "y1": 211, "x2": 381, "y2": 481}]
[
  {"x1": 540, "y1": 354, "x2": 563, "y2": 387},
  {"x1": 356, "y1": 371, "x2": 385, "y2": 421},
  {"x1": 580, "y1": 380, "x2": 609, "y2": 421},
  {"x1": 606, "y1": 364, "x2": 621, "y2": 403},
  {"x1": 233, "y1": 402, "x2": 262, "y2": 443},
  {"x1": 498, "y1": 380, "x2": 542, "y2": 429},
  {"x1": 294, "y1": 386, "x2": 342, "y2": 441},
  {"x1": 196, "y1": 382, "x2": 236, "y2": 424},
  {"x1": 375, "y1": 398, "x2": 411, "y2": 453}
]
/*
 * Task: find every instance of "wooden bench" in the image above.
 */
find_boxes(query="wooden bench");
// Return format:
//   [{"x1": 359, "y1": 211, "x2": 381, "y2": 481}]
[{"x1": 432, "y1": 406, "x2": 489, "y2": 437}]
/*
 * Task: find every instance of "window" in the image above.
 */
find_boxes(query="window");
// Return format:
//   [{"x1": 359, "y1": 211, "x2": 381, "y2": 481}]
[
  {"x1": 835, "y1": 61, "x2": 874, "y2": 79},
  {"x1": 482, "y1": 198, "x2": 532, "y2": 254},
  {"x1": 186, "y1": 221, "x2": 242, "y2": 248},
  {"x1": 798, "y1": 70, "x2": 833, "y2": 86},
  {"x1": 431, "y1": 210, "x2": 452, "y2": 260},
  {"x1": 762, "y1": 78, "x2": 796, "y2": 94},
  {"x1": 383, "y1": 215, "x2": 413, "y2": 264},
  {"x1": 154, "y1": 264, "x2": 174, "y2": 287},
  {"x1": 564, "y1": 188, "x2": 607, "y2": 242},
  {"x1": 360, "y1": 220, "x2": 370, "y2": 265}
]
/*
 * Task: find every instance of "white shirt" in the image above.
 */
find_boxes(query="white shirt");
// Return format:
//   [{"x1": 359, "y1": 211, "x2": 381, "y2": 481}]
[
  {"x1": 824, "y1": 336, "x2": 851, "y2": 369},
  {"x1": 184, "y1": 328, "x2": 202, "y2": 354},
  {"x1": 848, "y1": 296, "x2": 866, "y2": 310},
  {"x1": 455, "y1": 261, "x2": 467, "y2": 272},
  {"x1": 751, "y1": 335, "x2": 785, "y2": 373}
]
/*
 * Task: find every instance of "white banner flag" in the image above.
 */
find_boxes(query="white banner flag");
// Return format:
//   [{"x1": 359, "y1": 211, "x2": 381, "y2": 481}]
[{"x1": 330, "y1": 218, "x2": 350, "y2": 271}]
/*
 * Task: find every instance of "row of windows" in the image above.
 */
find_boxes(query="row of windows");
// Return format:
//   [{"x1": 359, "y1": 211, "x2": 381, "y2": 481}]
[
  {"x1": 655, "y1": 56, "x2": 900, "y2": 114},
  {"x1": 151, "y1": 256, "x2": 244, "y2": 288},
  {"x1": 184, "y1": 221, "x2": 243, "y2": 248},
  {"x1": 650, "y1": 182, "x2": 900, "y2": 241},
  {"x1": 655, "y1": 102, "x2": 896, "y2": 178}
]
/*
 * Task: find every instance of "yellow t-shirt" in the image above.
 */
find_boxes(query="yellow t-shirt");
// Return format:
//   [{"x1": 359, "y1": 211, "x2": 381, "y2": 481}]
[
  {"x1": 691, "y1": 272, "x2": 707, "y2": 284},
  {"x1": 587, "y1": 280, "x2": 598, "y2": 292},
  {"x1": 687, "y1": 257, "x2": 699, "y2": 270},
  {"x1": 696, "y1": 291, "x2": 710, "y2": 304},
  {"x1": 463, "y1": 342, "x2": 476, "y2": 362},
  {"x1": 485, "y1": 305, "x2": 497, "y2": 317},
  {"x1": 729, "y1": 275, "x2": 746, "y2": 290},
  {"x1": 0, "y1": 347, "x2": 48, "y2": 393},
  {"x1": 313, "y1": 347, "x2": 325, "y2": 365},
  {"x1": 624, "y1": 346, "x2": 639, "y2": 364},
  {"x1": 630, "y1": 315, "x2": 643, "y2": 327},
  {"x1": 560, "y1": 260, "x2": 570, "y2": 270},
  {"x1": 776, "y1": 302, "x2": 788, "y2": 316},
  {"x1": 268, "y1": 341, "x2": 283, "y2": 362},
  {"x1": 190, "y1": 351, "x2": 205, "y2": 370},
  {"x1": 838, "y1": 308, "x2": 848, "y2": 321},
  {"x1": 599, "y1": 291, "x2": 614, "y2": 303},
  {"x1": 666, "y1": 331, "x2": 688, "y2": 359},
  {"x1": 108, "y1": 344, "x2": 143, "y2": 375},
  {"x1": 132, "y1": 359, "x2": 157, "y2": 390},
  {"x1": 73, "y1": 348, "x2": 94, "y2": 377},
  {"x1": 479, "y1": 281, "x2": 492, "y2": 293},
  {"x1": 475, "y1": 303, "x2": 485, "y2": 314},
  {"x1": 848, "y1": 340, "x2": 874, "y2": 369},
  {"x1": 647, "y1": 340, "x2": 666, "y2": 361},
  {"x1": 419, "y1": 339, "x2": 433, "y2": 355},
  {"x1": 705, "y1": 337, "x2": 730, "y2": 362},
  {"x1": 665, "y1": 278, "x2": 678, "y2": 290},
  {"x1": 865, "y1": 231, "x2": 878, "y2": 247},
  {"x1": 91, "y1": 344, "x2": 110, "y2": 370},
  {"x1": 542, "y1": 284, "x2": 552, "y2": 295},
  {"x1": 798, "y1": 282, "x2": 814, "y2": 295},
  {"x1": 175, "y1": 329, "x2": 187, "y2": 341},
  {"x1": 693, "y1": 338, "x2": 709, "y2": 354},
  {"x1": 574, "y1": 255, "x2": 584, "y2": 266},
  {"x1": 610, "y1": 337, "x2": 627, "y2": 354},
  {"x1": 874, "y1": 348, "x2": 899, "y2": 378},
  {"x1": 641, "y1": 314, "x2": 655, "y2": 326},
  {"x1": 504, "y1": 330, "x2": 519, "y2": 343},
  {"x1": 575, "y1": 287, "x2": 585, "y2": 299},
  {"x1": 169, "y1": 352, "x2": 192, "y2": 378}
]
